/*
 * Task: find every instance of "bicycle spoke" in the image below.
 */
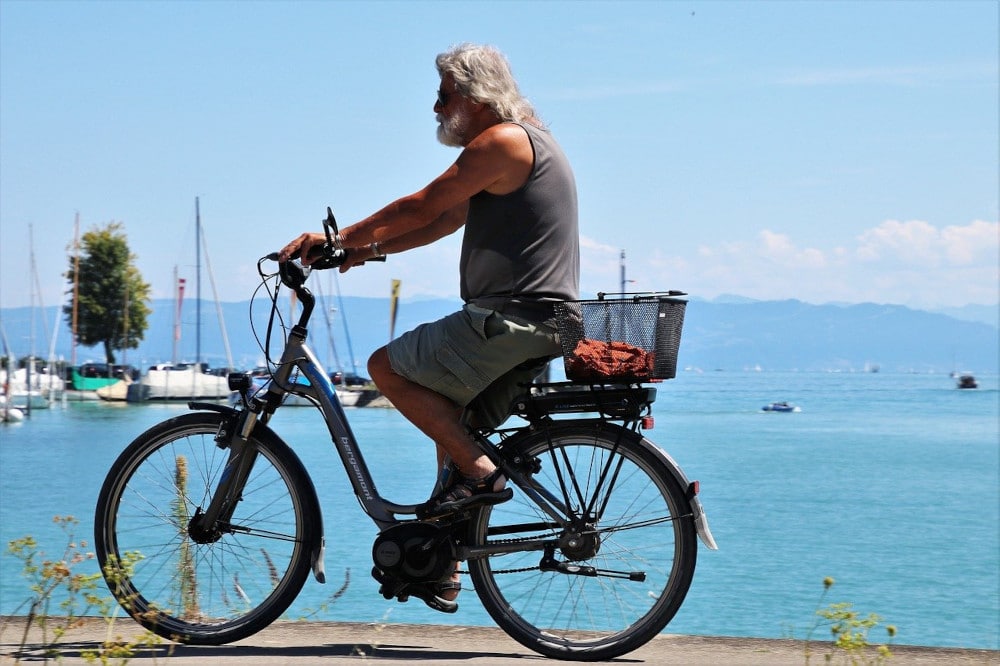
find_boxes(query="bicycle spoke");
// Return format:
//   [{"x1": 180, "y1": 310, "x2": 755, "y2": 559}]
[
  {"x1": 470, "y1": 424, "x2": 698, "y2": 660},
  {"x1": 95, "y1": 413, "x2": 320, "y2": 644}
]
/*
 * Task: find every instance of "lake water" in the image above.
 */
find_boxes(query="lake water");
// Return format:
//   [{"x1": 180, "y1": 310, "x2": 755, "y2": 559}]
[{"x1": 1, "y1": 371, "x2": 997, "y2": 650}]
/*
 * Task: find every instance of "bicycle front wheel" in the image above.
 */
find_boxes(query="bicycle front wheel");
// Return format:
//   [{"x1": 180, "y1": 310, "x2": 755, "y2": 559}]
[
  {"x1": 94, "y1": 411, "x2": 322, "y2": 645},
  {"x1": 467, "y1": 423, "x2": 698, "y2": 661}
]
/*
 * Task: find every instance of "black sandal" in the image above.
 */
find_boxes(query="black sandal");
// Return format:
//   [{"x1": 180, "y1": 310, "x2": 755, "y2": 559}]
[
  {"x1": 416, "y1": 468, "x2": 512, "y2": 519},
  {"x1": 372, "y1": 568, "x2": 459, "y2": 614},
  {"x1": 407, "y1": 582, "x2": 459, "y2": 614}
]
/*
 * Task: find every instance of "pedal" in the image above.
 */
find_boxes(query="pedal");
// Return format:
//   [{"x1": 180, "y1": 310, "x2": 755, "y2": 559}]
[
  {"x1": 406, "y1": 583, "x2": 458, "y2": 614},
  {"x1": 372, "y1": 567, "x2": 405, "y2": 600},
  {"x1": 370, "y1": 567, "x2": 458, "y2": 613}
]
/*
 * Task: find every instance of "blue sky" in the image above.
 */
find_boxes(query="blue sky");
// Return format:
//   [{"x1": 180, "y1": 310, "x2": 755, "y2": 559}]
[{"x1": 1, "y1": 0, "x2": 997, "y2": 312}]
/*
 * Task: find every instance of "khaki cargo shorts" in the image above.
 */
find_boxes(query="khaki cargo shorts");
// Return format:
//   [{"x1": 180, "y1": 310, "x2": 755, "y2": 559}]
[{"x1": 386, "y1": 304, "x2": 560, "y2": 429}]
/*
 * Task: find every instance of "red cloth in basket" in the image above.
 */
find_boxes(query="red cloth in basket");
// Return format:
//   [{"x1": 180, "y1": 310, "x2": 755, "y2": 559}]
[{"x1": 567, "y1": 338, "x2": 654, "y2": 380}]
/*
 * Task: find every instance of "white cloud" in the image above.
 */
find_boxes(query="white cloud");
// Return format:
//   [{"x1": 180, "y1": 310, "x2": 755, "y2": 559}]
[
  {"x1": 758, "y1": 230, "x2": 827, "y2": 268},
  {"x1": 580, "y1": 235, "x2": 619, "y2": 254},
  {"x1": 856, "y1": 219, "x2": 999, "y2": 267},
  {"x1": 600, "y1": 219, "x2": 999, "y2": 308}
]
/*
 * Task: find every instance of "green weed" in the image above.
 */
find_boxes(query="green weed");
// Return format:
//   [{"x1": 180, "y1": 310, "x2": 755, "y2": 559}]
[
  {"x1": 804, "y1": 576, "x2": 897, "y2": 665},
  {"x1": 0, "y1": 515, "x2": 164, "y2": 664}
]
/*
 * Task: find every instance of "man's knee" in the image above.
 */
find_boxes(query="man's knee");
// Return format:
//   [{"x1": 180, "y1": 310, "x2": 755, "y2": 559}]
[{"x1": 368, "y1": 347, "x2": 391, "y2": 382}]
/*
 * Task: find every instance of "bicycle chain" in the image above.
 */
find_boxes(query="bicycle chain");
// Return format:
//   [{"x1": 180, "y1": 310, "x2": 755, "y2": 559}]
[{"x1": 468, "y1": 533, "x2": 556, "y2": 575}]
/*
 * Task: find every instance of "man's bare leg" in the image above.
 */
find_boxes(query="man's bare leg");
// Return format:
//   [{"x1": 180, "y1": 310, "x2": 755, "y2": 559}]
[{"x1": 368, "y1": 347, "x2": 495, "y2": 480}]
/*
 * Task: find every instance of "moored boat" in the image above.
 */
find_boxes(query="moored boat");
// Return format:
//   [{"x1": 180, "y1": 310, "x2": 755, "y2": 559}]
[
  {"x1": 67, "y1": 363, "x2": 140, "y2": 400},
  {"x1": 227, "y1": 368, "x2": 374, "y2": 408},
  {"x1": 8, "y1": 390, "x2": 49, "y2": 410},
  {"x1": 127, "y1": 362, "x2": 231, "y2": 402},
  {"x1": 762, "y1": 401, "x2": 800, "y2": 413},
  {"x1": 1, "y1": 395, "x2": 25, "y2": 423}
]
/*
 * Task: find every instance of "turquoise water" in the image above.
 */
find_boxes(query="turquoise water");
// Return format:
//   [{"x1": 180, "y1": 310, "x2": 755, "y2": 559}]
[{"x1": 1, "y1": 371, "x2": 997, "y2": 650}]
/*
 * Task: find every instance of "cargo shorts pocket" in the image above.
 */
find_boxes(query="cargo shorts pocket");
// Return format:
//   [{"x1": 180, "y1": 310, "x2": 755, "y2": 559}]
[
  {"x1": 433, "y1": 343, "x2": 491, "y2": 397},
  {"x1": 426, "y1": 305, "x2": 499, "y2": 399},
  {"x1": 465, "y1": 304, "x2": 506, "y2": 340}
]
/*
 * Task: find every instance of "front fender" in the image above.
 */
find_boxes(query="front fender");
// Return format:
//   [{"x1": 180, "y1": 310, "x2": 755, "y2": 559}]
[{"x1": 187, "y1": 402, "x2": 329, "y2": 582}]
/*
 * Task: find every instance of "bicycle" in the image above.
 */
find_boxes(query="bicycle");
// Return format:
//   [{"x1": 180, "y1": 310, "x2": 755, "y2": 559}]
[{"x1": 94, "y1": 208, "x2": 718, "y2": 661}]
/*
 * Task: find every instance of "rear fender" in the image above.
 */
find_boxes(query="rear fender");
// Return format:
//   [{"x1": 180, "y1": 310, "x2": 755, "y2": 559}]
[
  {"x1": 650, "y1": 441, "x2": 719, "y2": 551},
  {"x1": 506, "y1": 420, "x2": 718, "y2": 551}
]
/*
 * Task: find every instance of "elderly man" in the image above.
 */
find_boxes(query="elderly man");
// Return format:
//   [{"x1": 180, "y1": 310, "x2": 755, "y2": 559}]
[{"x1": 280, "y1": 43, "x2": 579, "y2": 605}]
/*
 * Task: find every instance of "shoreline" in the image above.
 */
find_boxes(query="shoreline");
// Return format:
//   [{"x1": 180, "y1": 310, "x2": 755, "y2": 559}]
[{"x1": 2, "y1": 617, "x2": 997, "y2": 665}]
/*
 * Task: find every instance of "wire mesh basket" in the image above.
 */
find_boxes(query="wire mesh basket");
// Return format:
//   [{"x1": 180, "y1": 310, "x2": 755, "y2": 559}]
[{"x1": 554, "y1": 293, "x2": 686, "y2": 382}]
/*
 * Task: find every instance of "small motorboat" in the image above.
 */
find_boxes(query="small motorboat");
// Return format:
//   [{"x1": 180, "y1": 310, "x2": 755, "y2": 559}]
[
  {"x1": 762, "y1": 401, "x2": 800, "y2": 413},
  {"x1": 956, "y1": 375, "x2": 978, "y2": 389}
]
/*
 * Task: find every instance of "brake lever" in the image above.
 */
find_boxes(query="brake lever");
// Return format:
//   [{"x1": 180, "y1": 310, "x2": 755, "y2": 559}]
[
  {"x1": 265, "y1": 206, "x2": 387, "y2": 265},
  {"x1": 322, "y1": 205, "x2": 387, "y2": 262},
  {"x1": 323, "y1": 206, "x2": 342, "y2": 252}
]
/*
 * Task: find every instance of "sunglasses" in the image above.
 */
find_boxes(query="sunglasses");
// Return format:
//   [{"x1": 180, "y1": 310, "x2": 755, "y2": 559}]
[{"x1": 436, "y1": 89, "x2": 454, "y2": 107}]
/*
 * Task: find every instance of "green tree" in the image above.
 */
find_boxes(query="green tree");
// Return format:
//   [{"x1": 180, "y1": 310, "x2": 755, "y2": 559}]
[{"x1": 63, "y1": 222, "x2": 151, "y2": 365}]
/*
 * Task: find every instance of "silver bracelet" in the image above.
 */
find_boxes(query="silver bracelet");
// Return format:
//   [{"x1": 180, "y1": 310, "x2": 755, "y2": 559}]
[{"x1": 369, "y1": 241, "x2": 384, "y2": 258}]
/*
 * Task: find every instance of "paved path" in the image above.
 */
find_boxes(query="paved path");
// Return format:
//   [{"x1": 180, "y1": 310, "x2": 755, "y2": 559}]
[{"x1": 1, "y1": 618, "x2": 997, "y2": 665}]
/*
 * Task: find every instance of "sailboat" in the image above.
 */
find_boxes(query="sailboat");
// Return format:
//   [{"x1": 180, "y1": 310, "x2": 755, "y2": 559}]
[
  {"x1": 62, "y1": 215, "x2": 142, "y2": 401},
  {"x1": 1, "y1": 371, "x2": 25, "y2": 423},
  {"x1": 116, "y1": 198, "x2": 232, "y2": 402},
  {"x1": 3, "y1": 225, "x2": 67, "y2": 409},
  {"x1": 1, "y1": 326, "x2": 25, "y2": 422}
]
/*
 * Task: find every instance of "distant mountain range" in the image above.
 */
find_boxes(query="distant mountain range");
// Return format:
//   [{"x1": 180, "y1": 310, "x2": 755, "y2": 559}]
[{"x1": 1, "y1": 296, "x2": 996, "y2": 375}]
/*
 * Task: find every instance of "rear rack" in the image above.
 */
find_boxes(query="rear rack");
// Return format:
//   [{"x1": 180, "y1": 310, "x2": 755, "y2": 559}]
[{"x1": 513, "y1": 382, "x2": 657, "y2": 422}]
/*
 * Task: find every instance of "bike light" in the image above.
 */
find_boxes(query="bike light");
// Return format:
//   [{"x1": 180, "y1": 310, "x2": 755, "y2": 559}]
[{"x1": 641, "y1": 415, "x2": 654, "y2": 429}]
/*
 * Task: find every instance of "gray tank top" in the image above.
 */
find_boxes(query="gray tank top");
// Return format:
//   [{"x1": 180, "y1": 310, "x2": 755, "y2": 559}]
[{"x1": 460, "y1": 122, "x2": 579, "y2": 324}]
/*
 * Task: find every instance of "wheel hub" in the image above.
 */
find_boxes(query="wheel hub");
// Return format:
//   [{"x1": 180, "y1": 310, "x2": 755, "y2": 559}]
[
  {"x1": 187, "y1": 507, "x2": 223, "y2": 544},
  {"x1": 558, "y1": 524, "x2": 600, "y2": 561}
]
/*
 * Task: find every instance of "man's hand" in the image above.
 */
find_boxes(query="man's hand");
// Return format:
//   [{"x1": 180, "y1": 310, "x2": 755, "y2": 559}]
[
  {"x1": 278, "y1": 232, "x2": 326, "y2": 264},
  {"x1": 339, "y1": 244, "x2": 377, "y2": 273}
]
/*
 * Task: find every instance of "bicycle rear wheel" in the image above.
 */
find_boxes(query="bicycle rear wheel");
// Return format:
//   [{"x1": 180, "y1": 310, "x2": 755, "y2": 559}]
[
  {"x1": 467, "y1": 423, "x2": 698, "y2": 661},
  {"x1": 94, "y1": 411, "x2": 322, "y2": 645}
]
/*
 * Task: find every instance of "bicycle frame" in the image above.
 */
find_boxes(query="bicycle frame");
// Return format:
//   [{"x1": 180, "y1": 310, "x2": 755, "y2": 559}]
[
  {"x1": 261, "y1": 320, "x2": 409, "y2": 529},
  {"x1": 204, "y1": 259, "x2": 564, "y2": 533},
  {"x1": 237, "y1": 273, "x2": 582, "y2": 534},
  {"x1": 195, "y1": 257, "x2": 714, "y2": 578}
]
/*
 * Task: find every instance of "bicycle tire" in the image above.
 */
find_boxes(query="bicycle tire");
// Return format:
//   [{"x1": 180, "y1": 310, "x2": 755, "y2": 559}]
[
  {"x1": 466, "y1": 422, "x2": 698, "y2": 661},
  {"x1": 94, "y1": 411, "x2": 322, "y2": 645}
]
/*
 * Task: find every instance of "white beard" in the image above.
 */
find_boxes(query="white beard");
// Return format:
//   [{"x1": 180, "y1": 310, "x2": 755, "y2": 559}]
[{"x1": 436, "y1": 107, "x2": 470, "y2": 147}]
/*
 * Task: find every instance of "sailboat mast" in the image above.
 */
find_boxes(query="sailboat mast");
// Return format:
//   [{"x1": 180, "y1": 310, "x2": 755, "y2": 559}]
[
  {"x1": 172, "y1": 266, "x2": 180, "y2": 365},
  {"x1": 71, "y1": 212, "x2": 80, "y2": 367},
  {"x1": 620, "y1": 249, "x2": 626, "y2": 294},
  {"x1": 195, "y1": 196, "x2": 202, "y2": 368},
  {"x1": 333, "y1": 273, "x2": 359, "y2": 377},
  {"x1": 122, "y1": 283, "x2": 128, "y2": 365},
  {"x1": 26, "y1": 224, "x2": 36, "y2": 415}
]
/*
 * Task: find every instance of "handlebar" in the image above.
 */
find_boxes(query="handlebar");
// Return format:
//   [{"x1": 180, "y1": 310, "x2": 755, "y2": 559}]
[
  {"x1": 262, "y1": 206, "x2": 387, "y2": 330},
  {"x1": 267, "y1": 206, "x2": 387, "y2": 268}
]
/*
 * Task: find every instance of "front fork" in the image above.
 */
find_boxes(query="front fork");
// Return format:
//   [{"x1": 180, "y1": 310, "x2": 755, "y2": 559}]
[{"x1": 187, "y1": 409, "x2": 260, "y2": 544}]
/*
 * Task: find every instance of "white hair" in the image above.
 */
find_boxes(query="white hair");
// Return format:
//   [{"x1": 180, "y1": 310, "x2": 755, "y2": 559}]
[{"x1": 436, "y1": 43, "x2": 540, "y2": 126}]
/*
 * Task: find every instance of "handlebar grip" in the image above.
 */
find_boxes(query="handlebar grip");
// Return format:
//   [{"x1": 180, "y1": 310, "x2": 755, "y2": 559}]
[
  {"x1": 266, "y1": 246, "x2": 386, "y2": 267},
  {"x1": 317, "y1": 248, "x2": 387, "y2": 266}
]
